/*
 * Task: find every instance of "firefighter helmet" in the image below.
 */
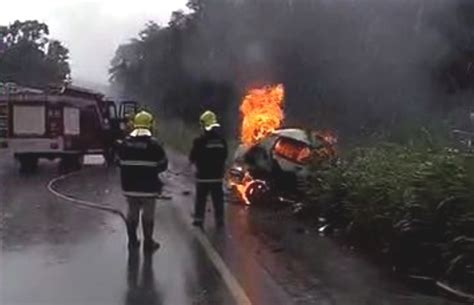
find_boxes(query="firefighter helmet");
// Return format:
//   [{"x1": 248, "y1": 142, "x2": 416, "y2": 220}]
[
  {"x1": 133, "y1": 111, "x2": 154, "y2": 129},
  {"x1": 200, "y1": 110, "x2": 220, "y2": 131}
]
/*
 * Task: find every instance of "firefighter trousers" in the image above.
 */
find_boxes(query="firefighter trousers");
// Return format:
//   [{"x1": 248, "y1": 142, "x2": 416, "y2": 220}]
[
  {"x1": 126, "y1": 197, "x2": 156, "y2": 223},
  {"x1": 193, "y1": 182, "x2": 224, "y2": 224},
  {"x1": 126, "y1": 196, "x2": 157, "y2": 244}
]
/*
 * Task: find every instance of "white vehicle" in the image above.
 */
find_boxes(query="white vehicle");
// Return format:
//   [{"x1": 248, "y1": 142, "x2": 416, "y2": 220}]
[{"x1": 227, "y1": 128, "x2": 338, "y2": 205}]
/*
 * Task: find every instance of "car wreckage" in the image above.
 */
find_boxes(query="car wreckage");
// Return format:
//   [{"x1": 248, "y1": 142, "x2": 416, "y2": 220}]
[
  {"x1": 227, "y1": 128, "x2": 337, "y2": 205},
  {"x1": 226, "y1": 84, "x2": 337, "y2": 205}
]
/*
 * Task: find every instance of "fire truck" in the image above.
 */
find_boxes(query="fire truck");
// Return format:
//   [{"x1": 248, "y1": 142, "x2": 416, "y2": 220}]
[{"x1": 0, "y1": 83, "x2": 138, "y2": 172}]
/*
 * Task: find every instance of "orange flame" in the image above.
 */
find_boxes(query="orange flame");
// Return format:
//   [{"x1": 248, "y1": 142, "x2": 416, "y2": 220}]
[
  {"x1": 240, "y1": 84, "x2": 285, "y2": 146},
  {"x1": 233, "y1": 172, "x2": 254, "y2": 205},
  {"x1": 227, "y1": 167, "x2": 259, "y2": 205}
]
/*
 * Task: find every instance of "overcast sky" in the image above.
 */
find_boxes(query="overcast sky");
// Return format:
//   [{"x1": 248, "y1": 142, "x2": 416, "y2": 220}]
[{"x1": 0, "y1": 0, "x2": 187, "y2": 85}]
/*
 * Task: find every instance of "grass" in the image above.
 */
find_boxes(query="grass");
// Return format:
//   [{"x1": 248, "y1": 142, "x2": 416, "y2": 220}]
[
  {"x1": 154, "y1": 117, "x2": 201, "y2": 154},
  {"x1": 305, "y1": 144, "x2": 474, "y2": 293},
  {"x1": 155, "y1": 116, "x2": 239, "y2": 163}
]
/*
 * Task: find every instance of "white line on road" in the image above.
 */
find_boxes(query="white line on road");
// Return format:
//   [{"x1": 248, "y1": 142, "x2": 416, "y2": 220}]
[
  {"x1": 167, "y1": 173, "x2": 253, "y2": 305},
  {"x1": 47, "y1": 170, "x2": 253, "y2": 305},
  {"x1": 190, "y1": 225, "x2": 253, "y2": 305}
]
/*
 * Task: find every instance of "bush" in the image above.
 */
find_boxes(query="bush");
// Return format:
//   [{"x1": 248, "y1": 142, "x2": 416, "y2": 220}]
[
  {"x1": 156, "y1": 116, "x2": 239, "y2": 162},
  {"x1": 155, "y1": 117, "x2": 201, "y2": 153},
  {"x1": 305, "y1": 144, "x2": 474, "y2": 292}
]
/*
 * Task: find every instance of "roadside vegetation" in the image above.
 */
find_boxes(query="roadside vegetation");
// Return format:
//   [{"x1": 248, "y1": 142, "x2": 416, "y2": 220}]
[
  {"x1": 304, "y1": 140, "x2": 474, "y2": 295},
  {"x1": 155, "y1": 117, "x2": 200, "y2": 153}
]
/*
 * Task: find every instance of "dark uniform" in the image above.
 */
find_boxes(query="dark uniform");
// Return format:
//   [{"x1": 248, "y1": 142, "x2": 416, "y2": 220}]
[
  {"x1": 189, "y1": 126, "x2": 228, "y2": 226},
  {"x1": 118, "y1": 129, "x2": 168, "y2": 250}
]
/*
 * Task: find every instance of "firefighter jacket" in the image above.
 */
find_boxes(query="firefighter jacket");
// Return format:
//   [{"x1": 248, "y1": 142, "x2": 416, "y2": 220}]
[
  {"x1": 189, "y1": 127, "x2": 228, "y2": 182},
  {"x1": 118, "y1": 129, "x2": 168, "y2": 196}
]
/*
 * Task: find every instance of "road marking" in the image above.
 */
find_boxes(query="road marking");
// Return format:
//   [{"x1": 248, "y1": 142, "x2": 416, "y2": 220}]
[
  {"x1": 170, "y1": 178, "x2": 253, "y2": 305},
  {"x1": 48, "y1": 170, "x2": 253, "y2": 305},
  {"x1": 191, "y1": 226, "x2": 253, "y2": 305}
]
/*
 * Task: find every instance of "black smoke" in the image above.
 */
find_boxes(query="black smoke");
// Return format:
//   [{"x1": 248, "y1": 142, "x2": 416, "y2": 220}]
[{"x1": 111, "y1": 0, "x2": 474, "y2": 138}]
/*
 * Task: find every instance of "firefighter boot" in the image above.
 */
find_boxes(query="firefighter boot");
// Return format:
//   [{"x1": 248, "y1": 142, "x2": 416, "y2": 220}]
[
  {"x1": 126, "y1": 220, "x2": 140, "y2": 251},
  {"x1": 142, "y1": 220, "x2": 160, "y2": 253}
]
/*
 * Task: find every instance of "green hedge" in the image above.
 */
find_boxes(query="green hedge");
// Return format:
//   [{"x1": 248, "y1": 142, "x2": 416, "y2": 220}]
[{"x1": 305, "y1": 144, "x2": 474, "y2": 292}]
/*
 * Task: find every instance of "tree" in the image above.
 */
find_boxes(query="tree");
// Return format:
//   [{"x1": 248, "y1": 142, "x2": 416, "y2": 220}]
[
  {"x1": 45, "y1": 40, "x2": 71, "y2": 84},
  {"x1": 110, "y1": 0, "x2": 474, "y2": 138},
  {"x1": 0, "y1": 20, "x2": 71, "y2": 88}
]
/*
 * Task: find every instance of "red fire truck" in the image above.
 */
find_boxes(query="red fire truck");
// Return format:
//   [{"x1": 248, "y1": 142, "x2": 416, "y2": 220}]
[{"x1": 0, "y1": 83, "x2": 138, "y2": 172}]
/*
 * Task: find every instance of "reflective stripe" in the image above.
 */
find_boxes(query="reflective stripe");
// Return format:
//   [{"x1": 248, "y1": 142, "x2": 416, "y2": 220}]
[
  {"x1": 206, "y1": 144, "x2": 225, "y2": 148},
  {"x1": 123, "y1": 191, "x2": 158, "y2": 197},
  {"x1": 130, "y1": 129, "x2": 152, "y2": 137},
  {"x1": 204, "y1": 123, "x2": 220, "y2": 131},
  {"x1": 120, "y1": 160, "x2": 159, "y2": 167},
  {"x1": 196, "y1": 179, "x2": 223, "y2": 183}
]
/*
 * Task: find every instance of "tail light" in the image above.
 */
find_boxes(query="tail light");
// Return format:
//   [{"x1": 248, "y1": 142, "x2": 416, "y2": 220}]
[{"x1": 274, "y1": 137, "x2": 312, "y2": 164}]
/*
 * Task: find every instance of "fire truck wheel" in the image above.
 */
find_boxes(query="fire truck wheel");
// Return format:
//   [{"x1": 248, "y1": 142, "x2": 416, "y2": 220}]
[
  {"x1": 19, "y1": 156, "x2": 38, "y2": 173},
  {"x1": 74, "y1": 155, "x2": 84, "y2": 170},
  {"x1": 59, "y1": 155, "x2": 83, "y2": 173}
]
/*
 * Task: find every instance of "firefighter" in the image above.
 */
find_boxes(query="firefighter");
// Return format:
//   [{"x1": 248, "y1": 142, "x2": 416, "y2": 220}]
[
  {"x1": 189, "y1": 110, "x2": 228, "y2": 228},
  {"x1": 117, "y1": 111, "x2": 168, "y2": 252}
]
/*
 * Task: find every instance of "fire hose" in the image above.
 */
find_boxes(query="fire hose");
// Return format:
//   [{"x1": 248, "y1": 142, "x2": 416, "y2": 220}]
[
  {"x1": 47, "y1": 169, "x2": 175, "y2": 223},
  {"x1": 47, "y1": 168, "x2": 253, "y2": 305}
]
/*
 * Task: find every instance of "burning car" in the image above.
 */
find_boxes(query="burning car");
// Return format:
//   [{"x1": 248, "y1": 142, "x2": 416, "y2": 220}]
[
  {"x1": 227, "y1": 128, "x2": 337, "y2": 205},
  {"x1": 226, "y1": 84, "x2": 337, "y2": 205}
]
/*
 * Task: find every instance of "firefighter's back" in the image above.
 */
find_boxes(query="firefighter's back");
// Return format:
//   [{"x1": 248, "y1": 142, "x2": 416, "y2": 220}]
[{"x1": 118, "y1": 134, "x2": 167, "y2": 196}]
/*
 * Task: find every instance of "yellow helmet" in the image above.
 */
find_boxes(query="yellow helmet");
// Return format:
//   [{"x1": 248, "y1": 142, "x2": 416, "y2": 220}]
[
  {"x1": 200, "y1": 110, "x2": 220, "y2": 131},
  {"x1": 133, "y1": 111, "x2": 154, "y2": 129}
]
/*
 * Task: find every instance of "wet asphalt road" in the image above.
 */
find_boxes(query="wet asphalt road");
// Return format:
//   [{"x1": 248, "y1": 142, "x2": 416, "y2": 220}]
[{"x1": 0, "y1": 149, "x2": 462, "y2": 305}]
